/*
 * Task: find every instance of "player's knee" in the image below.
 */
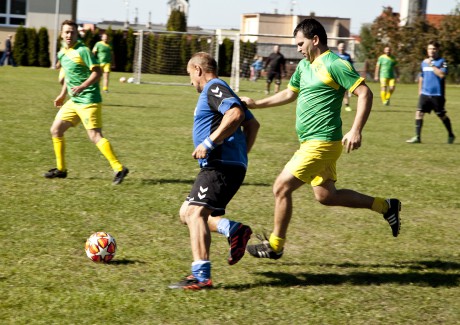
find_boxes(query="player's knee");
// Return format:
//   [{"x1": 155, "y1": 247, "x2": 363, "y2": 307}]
[
  {"x1": 314, "y1": 191, "x2": 334, "y2": 205},
  {"x1": 179, "y1": 202, "x2": 188, "y2": 224}
]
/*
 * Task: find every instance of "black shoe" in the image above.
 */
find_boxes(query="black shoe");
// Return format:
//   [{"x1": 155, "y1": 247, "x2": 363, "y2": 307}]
[
  {"x1": 448, "y1": 135, "x2": 455, "y2": 144},
  {"x1": 384, "y1": 198, "x2": 401, "y2": 237},
  {"x1": 168, "y1": 275, "x2": 213, "y2": 290},
  {"x1": 113, "y1": 167, "x2": 129, "y2": 185},
  {"x1": 227, "y1": 223, "x2": 252, "y2": 265},
  {"x1": 44, "y1": 168, "x2": 67, "y2": 179},
  {"x1": 246, "y1": 233, "x2": 283, "y2": 259}
]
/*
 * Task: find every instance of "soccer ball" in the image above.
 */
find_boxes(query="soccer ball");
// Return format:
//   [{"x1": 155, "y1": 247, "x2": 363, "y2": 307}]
[
  {"x1": 85, "y1": 232, "x2": 117, "y2": 263},
  {"x1": 119, "y1": 77, "x2": 127, "y2": 83},
  {"x1": 127, "y1": 77, "x2": 135, "y2": 84}
]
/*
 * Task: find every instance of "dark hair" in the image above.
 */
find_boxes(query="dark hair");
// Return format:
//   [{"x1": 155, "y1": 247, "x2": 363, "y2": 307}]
[
  {"x1": 61, "y1": 19, "x2": 78, "y2": 31},
  {"x1": 189, "y1": 52, "x2": 217, "y2": 74},
  {"x1": 293, "y1": 18, "x2": 328, "y2": 45},
  {"x1": 428, "y1": 40, "x2": 440, "y2": 48}
]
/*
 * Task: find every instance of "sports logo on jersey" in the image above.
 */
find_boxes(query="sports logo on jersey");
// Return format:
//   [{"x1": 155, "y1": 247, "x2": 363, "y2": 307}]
[
  {"x1": 211, "y1": 86, "x2": 223, "y2": 98},
  {"x1": 198, "y1": 186, "x2": 208, "y2": 199}
]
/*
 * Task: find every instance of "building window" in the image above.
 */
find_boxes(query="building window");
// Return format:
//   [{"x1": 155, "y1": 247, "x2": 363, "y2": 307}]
[{"x1": 0, "y1": 0, "x2": 27, "y2": 26}]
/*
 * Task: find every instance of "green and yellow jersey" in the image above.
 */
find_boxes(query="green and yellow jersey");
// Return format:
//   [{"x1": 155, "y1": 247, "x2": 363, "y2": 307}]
[
  {"x1": 92, "y1": 41, "x2": 112, "y2": 64},
  {"x1": 377, "y1": 54, "x2": 398, "y2": 79},
  {"x1": 288, "y1": 50, "x2": 364, "y2": 142},
  {"x1": 58, "y1": 40, "x2": 101, "y2": 104}
]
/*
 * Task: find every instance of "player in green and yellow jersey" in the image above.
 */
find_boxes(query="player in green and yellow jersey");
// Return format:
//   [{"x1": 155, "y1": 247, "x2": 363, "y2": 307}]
[
  {"x1": 242, "y1": 18, "x2": 401, "y2": 260},
  {"x1": 92, "y1": 33, "x2": 114, "y2": 93},
  {"x1": 374, "y1": 46, "x2": 399, "y2": 105},
  {"x1": 44, "y1": 20, "x2": 129, "y2": 185}
]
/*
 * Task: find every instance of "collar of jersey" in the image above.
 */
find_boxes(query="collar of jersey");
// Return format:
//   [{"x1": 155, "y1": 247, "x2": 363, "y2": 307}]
[{"x1": 311, "y1": 50, "x2": 331, "y2": 66}]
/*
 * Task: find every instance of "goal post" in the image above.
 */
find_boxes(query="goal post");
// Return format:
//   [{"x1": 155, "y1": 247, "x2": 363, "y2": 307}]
[{"x1": 132, "y1": 30, "x2": 219, "y2": 85}]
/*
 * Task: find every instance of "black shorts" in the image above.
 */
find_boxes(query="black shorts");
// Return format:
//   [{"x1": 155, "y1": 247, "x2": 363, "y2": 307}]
[
  {"x1": 417, "y1": 95, "x2": 446, "y2": 117},
  {"x1": 186, "y1": 165, "x2": 246, "y2": 216},
  {"x1": 266, "y1": 71, "x2": 281, "y2": 84}
]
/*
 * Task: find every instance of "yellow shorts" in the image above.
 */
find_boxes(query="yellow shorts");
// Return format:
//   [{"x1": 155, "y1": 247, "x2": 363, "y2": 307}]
[
  {"x1": 285, "y1": 140, "x2": 343, "y2": 186},
  {"x1": 100, "y1": 63, "x2": 111, "y2": 73},
  {"x1": 56, "y1": 100, "x2": 102, "y2": 129},
  {"x1": 380, "y1": 78, "x2": 395, "y2": 87}
]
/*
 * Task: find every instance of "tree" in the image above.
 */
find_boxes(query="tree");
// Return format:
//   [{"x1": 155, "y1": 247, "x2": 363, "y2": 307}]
[
  {"x1": 124, "y1": 28, "x2": 135, "y2": 72},
  {"x1": 438, "y1": 5, "x2": 460, "y2": 82},
  {"x1": 38, "y1": 27, "x2": 51, "y2": 67},
  {"x1": 167, "y1": 9, "x2": 187, "y2": 32},
  {"x1": 12, "y1": 26, "x2": 28, "y2": 66},
  {"x1": 27, "y1": 28, "x2": 38, "y2": 66}
]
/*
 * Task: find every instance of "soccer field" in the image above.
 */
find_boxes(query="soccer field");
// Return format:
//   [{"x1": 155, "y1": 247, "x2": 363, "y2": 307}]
[{"x1": 1, "y1": 67, "x2": 459, "y2": 324}]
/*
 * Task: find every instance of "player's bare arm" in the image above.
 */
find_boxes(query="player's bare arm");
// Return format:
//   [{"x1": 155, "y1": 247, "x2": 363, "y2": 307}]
[
  {"x1": 54, "y1": 82, "x2": 67, "y2": 108},
  {"x1": 241, "y1": 88, "x2": 297, "y2": 109},
  {"x1": 192, "y1": 105, "x2": 245, "y2": 159},
  {"x1": 241, "y1": 117, "x2": 260, "y2": 153},
  {"x1": 342, "y1": 83, "x2": 373, "y2": 153}
]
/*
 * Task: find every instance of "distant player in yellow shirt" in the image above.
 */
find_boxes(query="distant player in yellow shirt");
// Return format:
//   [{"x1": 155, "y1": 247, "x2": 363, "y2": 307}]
[
  {"x1": 374, "y1": 46, "x2": 399, "y2": 106},
  {"x1": 44, "y1": 20, "x2": 129, "y2": 185},
  {"x1": 92, "y1": 33, "x2": 114, "y2": 93}
]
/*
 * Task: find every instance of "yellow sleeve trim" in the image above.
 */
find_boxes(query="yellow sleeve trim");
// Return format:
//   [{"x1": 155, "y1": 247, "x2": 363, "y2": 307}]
[
  {"x1": 288, "y1": 84, "x2": 300, "y2": 93},
  {"x1": 349, "y1": 77, "x2": 365, "y2": 93}
]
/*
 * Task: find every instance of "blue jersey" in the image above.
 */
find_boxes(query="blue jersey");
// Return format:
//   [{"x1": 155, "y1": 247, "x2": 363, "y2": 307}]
[
  {"x1": 193, "y1": 78, "x2": 254, "y2": 169},
  {"x1": 420, "y1": 58, "x2": 447, "y2": 97},
  {"x1": 336, "y1": 52, "x2": 353, "y2": 66}
]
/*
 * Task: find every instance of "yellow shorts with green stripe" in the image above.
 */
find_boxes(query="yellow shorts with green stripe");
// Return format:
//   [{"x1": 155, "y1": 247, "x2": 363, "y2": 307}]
[
  {"x1": 285, "y1": 140, "x2": 343, "y2": 186},
  {"x1": 56, "y1": 100, "x2": 102, "y2": 129},
  {"x1": 100, "y1": 63, "x2": 111, "y2": 73},
  {"x1": 380, "y1": 78, "x2": 395, "y2": 87}
]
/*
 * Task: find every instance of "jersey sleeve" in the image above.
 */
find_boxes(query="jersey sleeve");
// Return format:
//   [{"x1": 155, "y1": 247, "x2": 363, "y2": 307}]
[
  {"x1": 206, "y1": 83, "x2": 241, "y2": 115},
  {"x1": 330, "y1": 59, "x2": 364, "y2": 92},
  {"x1": 288, "y1": 60, "x2": 303, "y2": 93},
  {"x1": 79, "y1": 46, "x2": 100, "y2": 69}
]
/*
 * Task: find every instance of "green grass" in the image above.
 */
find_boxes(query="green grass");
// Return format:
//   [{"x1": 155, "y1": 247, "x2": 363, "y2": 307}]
[{"x1": 1, "y1": 66, "x2": 459, "y2": 324}]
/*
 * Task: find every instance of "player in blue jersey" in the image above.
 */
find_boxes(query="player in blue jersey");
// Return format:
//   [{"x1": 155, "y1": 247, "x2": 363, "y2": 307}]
[
  {"x1": 406, "y1": 41, "x2": 455, "y2": 144},
  {"x1": 169, "y1": 52, "x2": 260, "y2": 290},
  {"x1": 336, "y1": 41, "x2": 354, "y2": 111}
]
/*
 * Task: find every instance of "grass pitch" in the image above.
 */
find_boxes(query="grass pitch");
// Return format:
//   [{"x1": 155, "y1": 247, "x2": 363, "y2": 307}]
[{"x1": 1, "y1": 67, "x2": 459, "y2": 324}]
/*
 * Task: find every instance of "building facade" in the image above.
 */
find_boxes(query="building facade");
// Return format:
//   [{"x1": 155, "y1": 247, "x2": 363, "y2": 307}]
[{"x1": 0, "y1": 0, "x2": 76, "y2": 64}]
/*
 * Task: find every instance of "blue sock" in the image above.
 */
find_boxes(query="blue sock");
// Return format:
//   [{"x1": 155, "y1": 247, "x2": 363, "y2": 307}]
[
  {"x1": 216, "y1": 218, "x2": 239, "y2": 237},
  {"x1": 192, "y1": 260, "x2": 211, "y2": 282}
]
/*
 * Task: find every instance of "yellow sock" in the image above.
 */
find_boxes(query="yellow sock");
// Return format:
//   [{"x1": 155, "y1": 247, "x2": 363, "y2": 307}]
[
  {"x1": 96, "y1": 138, "x2": 123, "y2": 172},
  {"x1": 386, "y1": 91, "x2": 392, "y2": 101},
  {"x1": 269, "y1": 233, "x2": 285, "y2": 253},
  {"x1": 372, "y1": 197, "x2": 388, "y2": 214},
  {"x1": 52, "y1": 137, "x2": 66, "y2": 171},
  {"x1": 380, "y1": 91, "x2": 387, "y2": 103}
]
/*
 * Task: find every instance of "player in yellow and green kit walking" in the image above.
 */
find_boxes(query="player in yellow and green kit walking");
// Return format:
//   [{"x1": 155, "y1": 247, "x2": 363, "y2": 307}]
[
  {"x1": 92, "y1": 33, "x2": 114, "y2": 93},
  {"x1": 374, "y1": 46, "x2": 399, "y2": 106},
  {"x1": 44, "y1": 20, "x2": 129, "y2": 185}
]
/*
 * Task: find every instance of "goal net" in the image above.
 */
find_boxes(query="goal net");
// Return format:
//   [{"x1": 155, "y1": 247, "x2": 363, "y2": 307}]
[
  {"x1": 131, "y1": 30, "x2": 358, "y2": 91},
  {"x1": 132, "y1": 30, "x2": 219, "y2": 85}
]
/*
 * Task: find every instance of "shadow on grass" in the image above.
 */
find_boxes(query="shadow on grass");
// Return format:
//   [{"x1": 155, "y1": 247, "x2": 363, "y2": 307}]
[
  {"x1": 222, "y1": 260, "x2": 460, "y2": 290},
  {"x1": 108, "y1": 259, "x2": 145, "y2": 265},
  {"x1": 313, "y1": 260, "x2": 460, "y2": 271},
  {"x1": 141, "y1": 178, "x2": 271, "y2": 187}
]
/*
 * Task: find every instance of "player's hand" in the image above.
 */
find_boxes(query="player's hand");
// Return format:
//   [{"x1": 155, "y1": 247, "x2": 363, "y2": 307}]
[
  {"x1": 240, "y1": 96, "x2": 255, "y2": 108},
  {"x1": 192, "y1": 144, "x2": 208, "y2": 159},
  {"x1": 53, "y1": 95, "x2": 65, "y2": 108},
  {"x1": 70, "y1": 85, "x2": 85, "y2": 96},
  {"x1": 342, "y1": 130, "x2": 362, "y2": 153}
]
